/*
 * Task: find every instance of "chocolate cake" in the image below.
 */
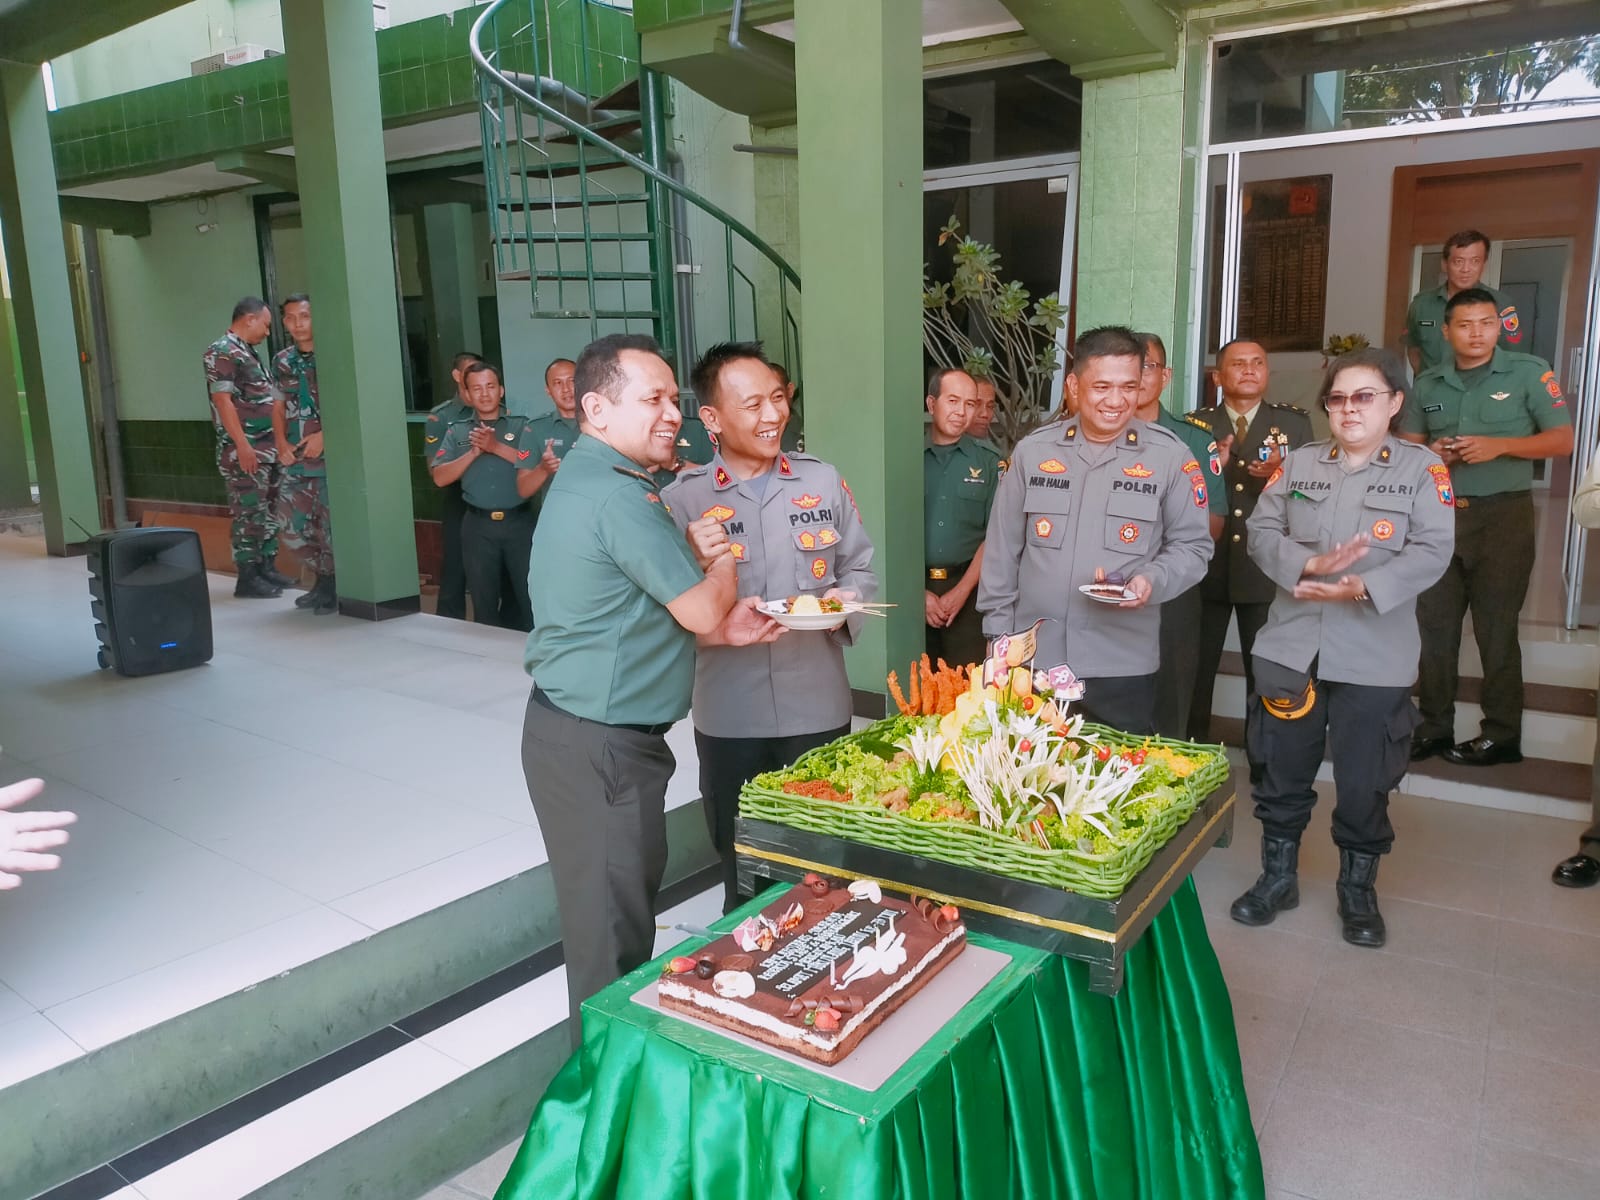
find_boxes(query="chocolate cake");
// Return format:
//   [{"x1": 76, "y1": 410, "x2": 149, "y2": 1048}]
[{"x1": 656, "y1": 874, "x2": 966, "y2": 1065}]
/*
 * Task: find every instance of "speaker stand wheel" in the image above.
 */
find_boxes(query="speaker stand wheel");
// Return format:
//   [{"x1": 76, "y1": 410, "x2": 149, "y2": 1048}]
[{"x1": 96, "y1": 648, "x2": 110, "y2": 670}]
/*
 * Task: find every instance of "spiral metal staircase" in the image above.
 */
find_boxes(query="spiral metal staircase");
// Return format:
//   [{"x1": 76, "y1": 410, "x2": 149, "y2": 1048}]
[{"x1": 469, "y1": 0, "x2": 801, "y2": 386}]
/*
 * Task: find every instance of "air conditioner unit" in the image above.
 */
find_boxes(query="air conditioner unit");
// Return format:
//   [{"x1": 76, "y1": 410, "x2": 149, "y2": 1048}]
[{"x1": 190, "y1": 44, "x2": 281, "y2": 75}]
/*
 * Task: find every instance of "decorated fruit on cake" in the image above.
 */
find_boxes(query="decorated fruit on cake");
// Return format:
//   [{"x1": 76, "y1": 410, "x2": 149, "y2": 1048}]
[{"x1": 656, "y1": 875, "x2": 966, "y2": 1065}]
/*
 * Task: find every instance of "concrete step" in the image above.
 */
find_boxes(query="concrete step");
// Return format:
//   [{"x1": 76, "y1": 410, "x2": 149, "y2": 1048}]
[
  {"x1": 10, "y1": 805, "x2": 718, "y2": 1200},
  {"x1": 27, "y1": 881, "x2": 721, "y2": 1200}
]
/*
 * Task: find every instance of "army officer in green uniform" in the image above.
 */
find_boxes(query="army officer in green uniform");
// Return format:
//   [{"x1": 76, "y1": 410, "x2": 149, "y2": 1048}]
[
  {"x1": 664, "y1": 342, "x2": 877, "y2": 912},
  {"x1": 522, "y1": 357, "x2": 578, "y2": 508},
  {"x1": 925, "y1": 368, "x2": 1003, "y2": 668},
  {"x1": 523, "y1": 332, "x2": 781, "y2": 1043},
  {"x1": 1135, "y1": 331, "x2": 1226, "y2": 739},
  {"x1": 429, "y1": 361, "x2": 539, "y2": 631},
  {"x1": 420, "y1": 351, "x2": 481, "y2": 620},
  {"x1": 1401, "y1": 287, "x2": 1572, "y2": 766},
  {"x1": 1404, "y1": 230, "x2": 1523, "y2": 375}
]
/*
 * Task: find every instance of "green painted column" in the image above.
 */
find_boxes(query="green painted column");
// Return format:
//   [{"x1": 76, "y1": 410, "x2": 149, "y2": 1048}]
[
  {"x1": 420, "y1": 203, "x2": 482, "y2": 411},
  {"x1": 795, "y1": 2, "x2": 923, "y2": 704},
  {"x1": 0, "y1": 292, "x2": 32, "y2": 508},
  {"x1": 281, "y1": 0, "x2": 418, "y2": 617},
  {"x1": 0, "y1": 65, "x2": 101, "y2": 552}
]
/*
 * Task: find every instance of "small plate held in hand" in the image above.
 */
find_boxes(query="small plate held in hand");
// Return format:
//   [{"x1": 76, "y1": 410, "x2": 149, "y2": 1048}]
[
  {"x1": 1078, "y1": 583, "x2": 1137, "y2": 605},
  {"x1": 760, "y1": 599, "x2": 852, "y2": 631}
]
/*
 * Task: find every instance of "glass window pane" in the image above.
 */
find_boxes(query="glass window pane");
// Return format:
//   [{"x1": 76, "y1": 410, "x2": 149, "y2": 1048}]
[
  {"x1": 925, "y1": 61, "x2": 1081, "y2": 169},
  {"x1": 1212, "y1": 10, "x2": 1600, "y2": 144}
]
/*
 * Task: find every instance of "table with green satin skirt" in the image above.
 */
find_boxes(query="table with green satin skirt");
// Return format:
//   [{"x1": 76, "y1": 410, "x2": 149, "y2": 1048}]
[{"x1": 494, "y1": 877, "x2": 1263, "y2": 1200}]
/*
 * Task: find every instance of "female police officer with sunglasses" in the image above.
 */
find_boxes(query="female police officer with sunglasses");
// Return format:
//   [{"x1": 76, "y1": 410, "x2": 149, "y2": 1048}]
[{"x1": 1229, "y1": 349, "x2": 1454, "y2": 947}]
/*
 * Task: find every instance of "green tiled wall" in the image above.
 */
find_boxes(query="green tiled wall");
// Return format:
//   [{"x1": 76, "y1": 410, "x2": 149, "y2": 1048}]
[
  {"x1": 49, "y1": 2, "x2": 639, "y2": 188},
  {"x1": 120, "y1": 420, "x2": 226, "y2": 506},
  {"x1": 118, "y1": 417, "x2": 443, "y2": 519},
  {"x1": 1075, "y1": 52, "x2": 1188, "y2": 345}
]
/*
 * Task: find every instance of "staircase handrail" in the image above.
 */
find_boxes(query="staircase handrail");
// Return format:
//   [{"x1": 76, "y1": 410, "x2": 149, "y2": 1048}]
[{"x1": 469, "y1": 0, "x2": 801, "y2": 293}]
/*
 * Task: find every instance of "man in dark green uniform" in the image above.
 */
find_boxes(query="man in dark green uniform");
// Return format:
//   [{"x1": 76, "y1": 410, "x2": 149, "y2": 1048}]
[
  {"x1": 970, "y1": 375, "x2": 999, "y2": 447},
  {"x1": 924, "y1": 367, "x2": 1003, "y2": 668},
  {"x1": 1135, "y1": 332, "x2": 1225, "y2": 739},
  {"x1": 1190, "y1": 340, "x2": 1314, "y2": 756},
  {"x1": 271, "y1": 294, "x2": 335, "y2": 614},
  {"x1": 429, "y1": 362, "x2": 539, "y2": 631},
  {"x1": 1402, "y1": 287, "x2": 1572, "y2": 766},
  {"x1": 204, "y1": 296, "x2": 290, "y2": 599},
  {"x1": 522, "y1": 332, "x2": 781, "y2": 1043},
  {"x1": 420, "y1": 351, "x2": 479, "y2": 619},
  {"x1": 1404, "y1": 230, "x2": 1523, "y2": 375},
  {"x1": 522, "y1": 357, "x2": 579, "y2": 508}
]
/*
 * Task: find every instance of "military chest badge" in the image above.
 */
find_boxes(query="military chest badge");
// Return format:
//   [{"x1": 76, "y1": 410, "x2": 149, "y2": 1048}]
[
  {"x1": 1372, "y1": 519, "x2": 1395, "y2": 541},
  {"x1": 817, "y1": 528, "x2": 839, "y2": 547},
  {"x1": 1033, "y1": 517, "x2": 1053, "y2": 539},
  {"x1": 810, "y1": 557, "x2": 827, "y2": 579},
  {"x1": 703, "y1": 504, "x2": 736, "y2": 522},
  {"x1": 731, "y1": 542, "x2": 747, "y2": 561},
  {"x1": 793, "y1": 493, "x2": 822, "y2": 509},
  {"x1": 1490, "y1": 392, "x2": 1510, "y2": 401},
  {"x1": 504, "y1": 432, "x2": 516, "y2": 441},
  {"x1": 1037, "y1": 459, "x2": 1067, "y2": 474},
  {"x1": 1542, "y1": 370, "x2": 1564, "y2": 402},
  {"x1": 1180, "y1": 458, "x2": 1200, "y2": 474},
  {"x1": 798, "y1": 531, "x2": 817, "y2": 549},
  {"x1": 1122, "y1": 463, "x2": 1153, "y2": 478},
  {"x1": 1118, "y1": 522, "x2": 1140, "y2": 543}
]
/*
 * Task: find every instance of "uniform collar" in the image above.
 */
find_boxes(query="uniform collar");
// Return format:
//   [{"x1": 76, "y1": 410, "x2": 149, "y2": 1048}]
[
  {"x1": 1055, "y1": 418, "x2": 1138, "y2": 449},
  {"x1": 708, "y1": 450, "x2": 786, "y2": 492},
  {"x1": 572, "y1": 432, "x2": 657, "y2": 487},
  {"x1": 1437, "y1": 347, "x2": 1511, "y2": 387},
  {"x1": 226, "y1": 330, "x2": 258, "y2": 356}
]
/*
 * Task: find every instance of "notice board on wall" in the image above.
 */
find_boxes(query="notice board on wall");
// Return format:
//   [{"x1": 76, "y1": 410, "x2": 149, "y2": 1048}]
[{"x1": 1235, "y1": 175, "x2": 1332, "y2": 353}]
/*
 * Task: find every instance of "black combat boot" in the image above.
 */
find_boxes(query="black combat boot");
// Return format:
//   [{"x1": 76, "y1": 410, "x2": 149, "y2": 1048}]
[
  {"x1": 258, "y1": 558, "x2": 296, "y2": 589},
  {"x1": 1230, "y1": 836, "x2": 1300, "y2": 926},
  {"x1": 311, "y1": 574, "x2": 337, "y2": 616},
  {"x1": 294, "y1": 572, "x2": 327, "y2": 608},
  {"x1": 233, "y1": 562, "x2": 282, "y2": 599},
  {"x1": 1336, "y1": 848, "x2": 1386, "y2": 948}
]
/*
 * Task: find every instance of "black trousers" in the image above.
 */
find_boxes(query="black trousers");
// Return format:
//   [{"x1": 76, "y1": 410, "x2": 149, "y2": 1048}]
[
  {"x1": 1191, "y1": 597, "x2": 1270, "y2": 754},
  {"x1": 926, "y1": 563, "x2": 987, "y2": 668},
  {"x1": 461, "y1": 507, "x2": 534, "y2": 632},
  {"x1": 1155, "y1": 583, "x2": 1203, "y2": 740},
  {"x1": 436, "y1": 483, "x2": 468, "y2": 620},
  {"x1": 1246, "y1": 677, "x2": 1415, "y2": 855},
  {"x1": 695, "y1": 723, "x2": 852, "y2": 914},
  {"x1": 1416, "y1": 492, "x2": 1535, "y2": 743},
  {"x1": 522, "y1": 690, "x2": 676, "y2": 1047},
  {"x1": 1078, "y1": 673, "x2": 1157, "y2": 736},
  {"x1": 1586, "y1": 685, "x2": 1600, "y2": 856}
]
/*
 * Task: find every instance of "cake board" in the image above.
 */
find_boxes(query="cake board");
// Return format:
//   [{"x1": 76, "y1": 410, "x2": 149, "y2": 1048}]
[{"x1": 735, "y1": 769, "x2": 1235, "y2": 995}]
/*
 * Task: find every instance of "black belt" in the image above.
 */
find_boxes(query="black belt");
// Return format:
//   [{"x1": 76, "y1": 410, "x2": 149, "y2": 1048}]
[
  {"x1": 464, "y1": 500, "x2": 531, "y2": 520},
  {"x1": 1451, "y1": 490, "x2": 1529, "y2": 511},
  {"x1": 532, "y1": 687, "x2": 674, "y2": 736}
]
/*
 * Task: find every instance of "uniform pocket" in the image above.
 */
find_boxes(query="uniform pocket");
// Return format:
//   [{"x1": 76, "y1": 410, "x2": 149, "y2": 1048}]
[
  {"x1": 1361, "y1": 493, "x2": 1412, "y2": 551},
  {"x1": 1103, "y1": 492, "x2": 1159, "y2": 556},
  {"x1": 794, "y1": 537, "x2": 837, "y2": 588},
  {"x1": 1027, "y1": 513, "x2": 1067, "y2": 548},
  {"x1": 1382, "y1": 699, "x2": 1420, "y2": 792},
  {"x1": 1287, "y1": 494, "x2": 1329, "y2": 543}
]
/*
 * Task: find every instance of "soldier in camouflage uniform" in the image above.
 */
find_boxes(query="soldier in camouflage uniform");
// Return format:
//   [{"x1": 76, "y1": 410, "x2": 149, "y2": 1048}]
[
  {"x1": 205, "y1": 297, "x2": 290, "y2": 599},
  {"x1": 271, "y1": 294, "x2": 335, "y2": 614}
]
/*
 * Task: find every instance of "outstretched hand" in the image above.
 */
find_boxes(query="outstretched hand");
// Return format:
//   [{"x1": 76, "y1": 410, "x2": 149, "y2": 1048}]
[
  {"x1": 1304, "y1": 534, "x2": 1370, "y2": 579},
  {"x1": 715, "y1": 595, "x2": 786, "y2": 646},
  {"x1": 0, "y1": 778, "x2": 76, "y2": 890}
]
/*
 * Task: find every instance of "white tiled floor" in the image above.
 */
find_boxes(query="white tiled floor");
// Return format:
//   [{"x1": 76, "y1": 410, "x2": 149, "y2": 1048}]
[{"x1": 0, "y1": 532, "x2": 699, "y2": 1087}]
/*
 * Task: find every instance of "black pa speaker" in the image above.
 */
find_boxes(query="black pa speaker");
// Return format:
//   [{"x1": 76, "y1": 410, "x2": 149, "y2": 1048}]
[{"x1": 87, "y1": 527, "x2": 214, "y2": 676}]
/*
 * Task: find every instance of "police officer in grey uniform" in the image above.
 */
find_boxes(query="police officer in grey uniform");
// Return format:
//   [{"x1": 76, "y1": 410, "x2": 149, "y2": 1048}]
[
  {"x1": 663, "y1": 343, "x2": 877, "y2": 912},
  {"x1": 1190, "y1": 341, "x2": 1314, "y2": 760},
  {"x1": 979, "y1": 327, "x2": 1212, "y2": 734},
  {"x1": 1232, "y1": 350, "x2": 1454, "y2": 948}
]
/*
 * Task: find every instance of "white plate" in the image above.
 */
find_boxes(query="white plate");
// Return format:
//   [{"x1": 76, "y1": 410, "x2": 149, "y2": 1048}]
[
  {"x1": 1077, "y1": 583, "x2": 1136, "y2": 605},
  {"x1": 761, "y1": 599, "x2": 853, "y2": 631}
]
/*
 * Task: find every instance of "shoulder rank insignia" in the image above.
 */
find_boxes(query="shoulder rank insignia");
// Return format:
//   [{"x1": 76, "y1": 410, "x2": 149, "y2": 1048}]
[
  {"x1": 703, "y1": 504, "x2": 735, "y2": 522},
  {"x1": 425, "y1": 435, "x2": 438, "y2": 444},
  {"x1": 713, "y1": 466, "x2": 733, "y2": 489},
  {"x1": 778, "y1": 455, "x2": 794, "y2": 478},
  {"x1": 612, "y1": 464, "x2": 657, "y2": 487},
  {"x1": 1124, "y1": 428, "x2": 1139, "y2": 445},
  {"x1": 1184, "y1": 412, "x2": 1212, "y2": 429},
  {"x1": 516, "y1": 449, "x2": 531, "y2": 461},
  {"x1": 1542, "y1": 370, "x2": 1564, "y2": 402},
  {"x1": 1181, "y1": 458, "x2": 1200, "y2": 474},
  {"x1": 676, "y1": 437, "x2": 691, "y2": 448}
]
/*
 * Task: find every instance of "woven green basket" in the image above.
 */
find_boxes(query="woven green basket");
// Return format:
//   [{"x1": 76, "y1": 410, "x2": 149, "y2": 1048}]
[{"x1": 739, "y1": 719, "x2": 1229, "y2": 900}]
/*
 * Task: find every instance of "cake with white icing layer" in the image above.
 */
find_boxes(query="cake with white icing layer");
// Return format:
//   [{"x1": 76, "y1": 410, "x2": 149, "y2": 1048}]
[{"x1": 656, "y1": 875, "x2": 966, "y2": 1065}]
